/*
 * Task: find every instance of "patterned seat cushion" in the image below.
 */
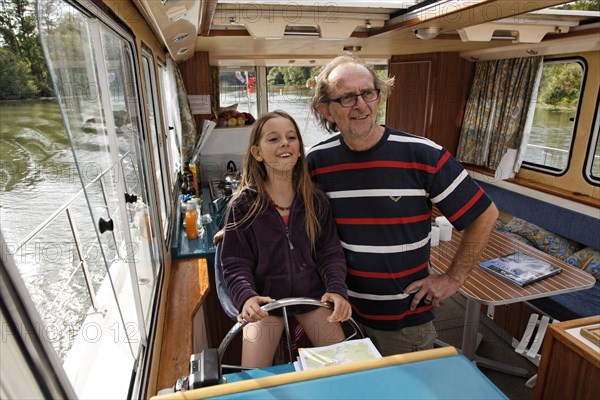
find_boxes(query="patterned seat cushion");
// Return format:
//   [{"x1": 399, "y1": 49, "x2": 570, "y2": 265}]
[
  {"x1": 565, "y1": 247, "x2": 600, "y2": 280},
  {"x1": 503, "y1": 217, "x2": 582, "y2": 260}
]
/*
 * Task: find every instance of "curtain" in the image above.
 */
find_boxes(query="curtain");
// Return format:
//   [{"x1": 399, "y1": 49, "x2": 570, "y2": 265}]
[
  {"x1": 456, "y1": 56, "x2": 542, "y2": 170},
  {"x1": 174, "y1": 63, "x2": 198, "y2": 163}
]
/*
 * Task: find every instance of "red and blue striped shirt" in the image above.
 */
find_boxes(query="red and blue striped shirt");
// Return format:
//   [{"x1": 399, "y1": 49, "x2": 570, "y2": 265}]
[{"x1": 307, "y1": 127, "x2": 492, "y2": 330}]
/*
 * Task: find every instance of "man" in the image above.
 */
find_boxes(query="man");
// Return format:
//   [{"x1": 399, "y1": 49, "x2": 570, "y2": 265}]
[{"x1": 306, "y1": 54, "x2": 499, "y2": 356}]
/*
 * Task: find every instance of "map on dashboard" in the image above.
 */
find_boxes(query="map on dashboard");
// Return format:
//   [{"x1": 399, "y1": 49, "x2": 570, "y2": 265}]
[{"x1": 296, "y1": 338, "x2": 382, "y2": 371}]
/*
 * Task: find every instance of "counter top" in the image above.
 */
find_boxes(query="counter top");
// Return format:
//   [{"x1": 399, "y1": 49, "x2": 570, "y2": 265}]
[{"x1": 171, "y1": 187, "x2": 219, "y2": 259}]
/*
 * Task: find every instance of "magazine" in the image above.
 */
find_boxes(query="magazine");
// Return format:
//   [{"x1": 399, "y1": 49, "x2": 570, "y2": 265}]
[
  {"x1": 295, "y1": 338, "x2": 382, "y2": 371},
  {"x1": 479, "y1": 251, "x2": 562, "y2": 287}
]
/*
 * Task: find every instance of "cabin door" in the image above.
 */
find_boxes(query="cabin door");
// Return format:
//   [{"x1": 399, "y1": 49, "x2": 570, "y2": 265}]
[{"x1": 37, "y1": 2, "x2": 161, "y2": 359}]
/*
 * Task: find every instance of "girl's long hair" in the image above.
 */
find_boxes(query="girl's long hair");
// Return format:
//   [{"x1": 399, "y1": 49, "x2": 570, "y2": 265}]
[{"x1": 225, "y1": 110, "x2": 322, "y2": 252}]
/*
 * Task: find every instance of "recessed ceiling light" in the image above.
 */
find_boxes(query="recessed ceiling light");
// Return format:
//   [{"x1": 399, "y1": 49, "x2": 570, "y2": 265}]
[
  {"x1": 173, "y1": 33, "x2": 190, "y2": 43},
  {"x1": 173, "y1": 33, "x2": 189, "y2": 43},
  {"x1": 527, "y1": 49, "x2": 539, "y2": 55},
  {"x1": 414, "y1": 27, "x2": 441, "y2": 40},
  {"x1": 167, "y1": 6, "x2": 187, "y2": 22}
]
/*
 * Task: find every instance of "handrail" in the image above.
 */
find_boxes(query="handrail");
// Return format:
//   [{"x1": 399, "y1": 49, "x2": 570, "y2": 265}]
[
  {"x1": 14, "y1": 153, "x2": 132, "y2": 252},
  {"x1": 13, "y1": 152, "x2": 135, "y2": 314},
  {"x1": 526, "y1": 143, "x2": 568, "y2": 154}
]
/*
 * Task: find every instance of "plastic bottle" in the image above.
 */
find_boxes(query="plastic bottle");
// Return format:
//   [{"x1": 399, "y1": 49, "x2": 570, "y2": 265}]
[
  {"x1": 188, "y1": 162, "x2": 200, "y2": 196},
  {"x1": 181, "y1": 163, "x2": 191, "y2": 195},
  {"x1": 185, "y1": 200, "x2": 199, "y2": 240}
]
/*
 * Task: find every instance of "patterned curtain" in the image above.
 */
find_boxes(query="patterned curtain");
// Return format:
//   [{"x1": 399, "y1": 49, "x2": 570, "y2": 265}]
[
  {"x1": 174, "y1": 65, "x2": 198, "y2": 163},
  {"x1": 456, "y1": 56, "x2": 542, "y2": 169}
]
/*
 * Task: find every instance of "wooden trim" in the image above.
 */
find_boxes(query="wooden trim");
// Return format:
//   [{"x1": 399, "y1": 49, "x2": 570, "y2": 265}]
[
  {"x1": 156, "y1": 258, "x2": 210, "y2": 392},
  {"x1": 546, "y1": 316, "x2": 600, "y2": 368},
  {"x1": 465, "y1": 165, "x2": 600, "y2": 208},
  {"x1": 151, "y1": 347, "x2": 458, "y2": 399}
]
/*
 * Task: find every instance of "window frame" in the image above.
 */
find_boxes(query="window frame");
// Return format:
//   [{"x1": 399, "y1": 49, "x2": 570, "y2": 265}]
[
  {"x1": 141, "y1": 45, "x2": 172, "y2": 240},
  {"x1": 521, "y1": 57, "x2": 587, "y2": 177},
  {"x1": 584, "y1": 88, "x2": 600, "y2": 186}
]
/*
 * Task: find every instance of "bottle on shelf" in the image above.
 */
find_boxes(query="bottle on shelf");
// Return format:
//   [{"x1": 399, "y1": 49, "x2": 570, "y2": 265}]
[
  {"x1": 181, "y1": 175, "x2": 189, "y2": 195},
  {"x1": 181, "y1": 163, "x2": 192, "y2": 195},
  {"x1": 186, "y1": 174, "x2": 196, "y2": 196},
  {"x1": 185, "y1": 199, "x2": 199, "y2": 240},
  {"x1": 188, "y1": 162, "x2": 200, "y2": 195}
]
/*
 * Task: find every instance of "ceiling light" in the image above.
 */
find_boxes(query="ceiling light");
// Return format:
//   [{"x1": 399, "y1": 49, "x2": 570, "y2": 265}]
[
  {"x1": 160, "y1": 0, "x2": 169, "y2": 4},
  {"x1": 166, "y1": 6, "x2": 187, "y2": 22},
  {"x1": 414, "y1": 27, "x2": 441, "y2": 40},
  {"x1": 173, "y1": 33, "x2": 189, "y2": 43},
  {"x1": 527, "y1": 49, "x2": 539, "y2": 55},
  {"x1": 176, "y1": 48, "x2": 189, "y2": 55},
  {"x1": 289, "y1": 60, "x2": 296, "y2": 64},
  {"x1": 343, "y1": 45, "x2": 362, "y2": 52}
]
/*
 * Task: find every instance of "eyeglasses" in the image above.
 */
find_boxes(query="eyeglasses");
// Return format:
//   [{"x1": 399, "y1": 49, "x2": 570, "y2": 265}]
[{"x1": 328, "y1": 89, "x2": 380, "y2": 108}]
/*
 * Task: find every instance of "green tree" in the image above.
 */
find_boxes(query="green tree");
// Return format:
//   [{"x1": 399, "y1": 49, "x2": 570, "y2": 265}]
[
  {"x1": 267, "y1": 66, "x2": 284, "y2": 85},
  {"x1": 0, "y1": 47, "x2": 36, "y2": 99},
  {"x1": 556, "y1": 0, "x2": 600, "y2": 11},
  {"x1": 282, "y1": 66, "x2": 310, "y2": 86},
  {"x1": 538, "y1": 63, "x2": 583, "y2": 107},
  {"x1": 0, "y1": 0, "x2": 53, "y2": 98}
]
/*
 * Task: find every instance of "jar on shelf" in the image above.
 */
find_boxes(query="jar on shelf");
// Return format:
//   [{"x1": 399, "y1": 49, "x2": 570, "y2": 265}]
[{"x1": 185, "y1": 200, "x2": 199, "y2": 240}]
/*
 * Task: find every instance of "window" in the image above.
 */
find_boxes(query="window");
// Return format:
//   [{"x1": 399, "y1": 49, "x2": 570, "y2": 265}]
[
  {"x1": 160, "y1": 58, "x2": 183, "y2": 186},
  {"x1": 585, "y1": 89, "x2": 600, "y2": 185},
  {"x1": 522, "y1": 59, "x2": 585, "y2": 174},
  {"x1": 37, "y1": 0, "x2": 161, "y2": 397},
  {"x1": 264, "y1": 64, "x2": 388, "y2": 148},
  {"x1": 219, "y1": 67, "x2": 258, "y2": 119},
  {"x1": 142, "y1": 50, "x2": 171, "y2": 238}
]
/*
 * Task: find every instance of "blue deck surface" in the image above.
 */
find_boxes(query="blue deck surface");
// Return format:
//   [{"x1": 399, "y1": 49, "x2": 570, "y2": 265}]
[{"x1": 215, "y1": 355, "x2": 507, "y2": 399}]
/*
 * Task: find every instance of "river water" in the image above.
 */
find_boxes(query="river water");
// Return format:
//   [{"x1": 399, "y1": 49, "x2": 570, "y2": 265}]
[{"x1": 0, "y1": 98, "x2": 576, "y2": 359}]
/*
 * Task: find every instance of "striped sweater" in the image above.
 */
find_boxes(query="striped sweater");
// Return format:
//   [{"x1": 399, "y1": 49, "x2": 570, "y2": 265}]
[{"x1": 306, "y1": 126, "x2": 492, "y2": 330}]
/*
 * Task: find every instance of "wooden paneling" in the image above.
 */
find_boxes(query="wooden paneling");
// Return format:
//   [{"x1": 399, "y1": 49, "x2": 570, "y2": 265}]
[
  {"x1": 179, "y1": 52, "x2": 212, "y2": 129},
  {"x1": 535, "y1": 316, "x2": 600, "y2": 400},
  {"x1": 387, "y1": 53, "x2": 473, "y2": 155},
  {"x1": 387, "y1": 61, "x2": 430, "y2": 136}
]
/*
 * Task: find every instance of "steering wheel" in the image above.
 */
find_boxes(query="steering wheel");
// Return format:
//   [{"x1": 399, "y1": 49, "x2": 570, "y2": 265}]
[{"x1": 217, "y1": 297, "x2": 364, "y2": 371}]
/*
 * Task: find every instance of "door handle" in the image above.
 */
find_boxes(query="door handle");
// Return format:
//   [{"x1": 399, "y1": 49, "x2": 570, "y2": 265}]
[
  {"x1": 125, "y1": 193, "x2": 138, "y2": 203},
  {"x1": 99, "y1": 217, "x2": 114, "y2": 233}
]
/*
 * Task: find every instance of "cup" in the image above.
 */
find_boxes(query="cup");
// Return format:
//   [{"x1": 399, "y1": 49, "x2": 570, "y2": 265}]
[
  {"x1": 430, "y1": 226, "x2": 440, "y2": 246},
  {"x1": 439, "y1": 222, "x2": 453, "y2": 241},
  {"x1": 435, "y1": 216, "x2": 450, "y2": 226}
]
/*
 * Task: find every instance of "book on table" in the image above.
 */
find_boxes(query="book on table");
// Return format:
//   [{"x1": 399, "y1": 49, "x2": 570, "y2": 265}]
[
  {"x1": 479, "y1": 251, "x2": 562, "y2": 287},
  {"x1": 295, "y1": 338, "x2": 382, "y2": 371}
]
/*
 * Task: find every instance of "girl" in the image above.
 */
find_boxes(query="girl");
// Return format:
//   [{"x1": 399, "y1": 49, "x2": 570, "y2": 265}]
[{"x1": 221, "y1": 110, "x2": 351, "y2": 368}]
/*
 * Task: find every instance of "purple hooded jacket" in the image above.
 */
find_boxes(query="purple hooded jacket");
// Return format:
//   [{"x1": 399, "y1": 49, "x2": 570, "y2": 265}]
[{"x1": 221, "y1": 188, "x2": 348, "y2": 313}]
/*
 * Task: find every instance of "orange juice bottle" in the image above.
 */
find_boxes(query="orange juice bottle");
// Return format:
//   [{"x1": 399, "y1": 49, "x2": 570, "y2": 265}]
[{"x1": 185, "y1": 201, "x2": 199, "y2": 240}]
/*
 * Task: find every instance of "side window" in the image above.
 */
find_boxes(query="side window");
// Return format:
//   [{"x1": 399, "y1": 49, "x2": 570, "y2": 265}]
[
  {"x1": 142, "y1": 50, "x2": 171, "y2": 238},
  {"x1": 585, "y1": 90, "x2": 600, "y2": 185},
  {"x1": 522, "y1": 59, "x2": 585, "y2": 174},
  {"x1": 159, "y1": 59, "x2": 182, "y2": 187}
]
